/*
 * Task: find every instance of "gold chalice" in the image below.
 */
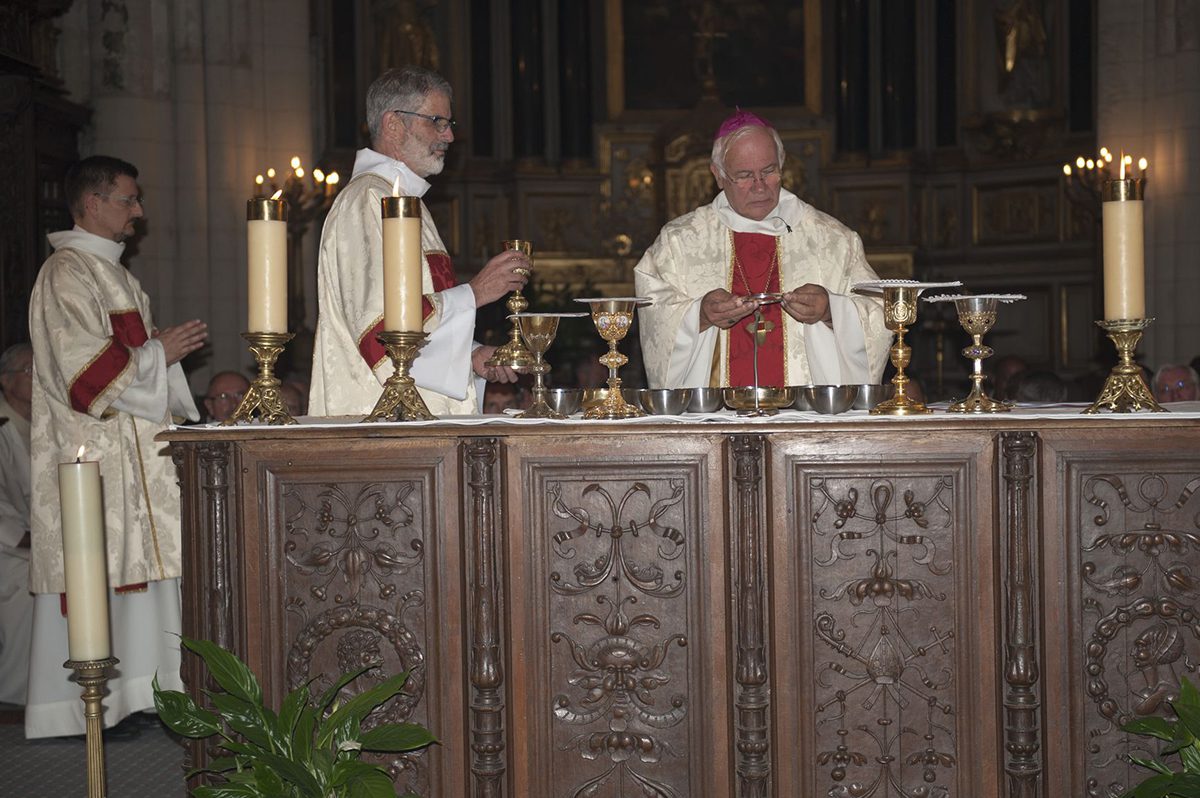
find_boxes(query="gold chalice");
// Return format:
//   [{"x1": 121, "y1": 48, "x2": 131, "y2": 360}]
[
  {"x1": 513, "y1": 312, "x2": 588, "y2": 419},
  {"x1": 485, "y1": 239, "x2": 536, "y2": 371},
  {"x1": 575, "y1": 297, "x2": 649, "y2": 419},
  {"x1": 926, "y1": 294, "x2": 1025, "y2": 413}
]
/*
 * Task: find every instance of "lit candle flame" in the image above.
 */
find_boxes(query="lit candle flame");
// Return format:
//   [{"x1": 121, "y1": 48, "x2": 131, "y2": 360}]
[
  {"x1": 1062, "y1": 164, "x2": 1072, "y2": 176},
  {"x1": 1138, "y1": 157, "x2": 1148, "y2": 172},
  {"x1": 1120, "y1": 152, "x2": 1125, "y2": 180},
  {"x1": 294, "y1": 167, "x2": 305, "y2": 179},
  {"x1": 255, "y1": 174, "x2": 264, "y2": 185},
  {"x1": 271, "y1": 189, "x2": 283, "y2": 200},
  {"x1": 1103, "y1": 151, "x2": 1112, "y2": 163},
  {"x1": 1086, "y1": 159, "x2": 1095, "y2": 170},
  {"x1": 313, "y1": 168, "x2": 325, "y2": 183},
  {"x1": 1075, "y1": 156, "x2": 1085, "y2": 169},
  {"x1": 267, "y1": 167, "x2": 276, "y2": 179},
  {"x1": 391, "y1": 175, "x2": 401, "y2": 197},
  {"x1": 290, "y1": 156, "x2": 301, "y2": 169},
  {"x1": 327, "y1": 172, "x2": 339, "y2": 185},
  {"x1": 75, "y1": 444, "x2": 86, "y2": 462},
  {"x1": 1099, "y1": 146, "x2": 1110, "y2": 158}
]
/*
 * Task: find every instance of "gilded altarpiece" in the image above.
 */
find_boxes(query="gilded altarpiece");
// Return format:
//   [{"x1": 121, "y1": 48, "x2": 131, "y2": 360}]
[
  {"x1": 770, "y1": 432, "x2": 1002, "y2": 797},
  {"x1": 503, "y1": 436, "x2": 733, "y2": 798},
  {"x1": 1040, "y1": 433, "x2": 1200, "y2": 798}
]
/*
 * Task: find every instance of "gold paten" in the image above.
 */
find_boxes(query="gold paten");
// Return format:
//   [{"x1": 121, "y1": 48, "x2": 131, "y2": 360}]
[
  {"x1": 226, "y1": 331, "x2": 297, "y2": 425},
  {"x1": 1083, "y1": 318, "x2": 1166, "y2": 414},
  {"x1": 364, "y1": 330, "x2": 435, "y2": 422}
]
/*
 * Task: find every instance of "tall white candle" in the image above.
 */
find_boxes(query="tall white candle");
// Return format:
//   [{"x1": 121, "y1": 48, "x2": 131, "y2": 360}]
[
  {"x1": 381, "y1": 196, "x2": 422, "y2": 332},
  {"x1": 246, "y1": 196, "x2": 288, "y2": 333},
  {"x1": 1101, "y1": 178, "x2": 1146, "y2": 321},
  {"x1": 59, "y1": 454, "x2": 110, "y2": 661}
]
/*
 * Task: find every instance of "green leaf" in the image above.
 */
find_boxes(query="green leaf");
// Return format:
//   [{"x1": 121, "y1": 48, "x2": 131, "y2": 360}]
[
  {"x1": 205, "y1": 691, "x2": 275, "y2": 752},
  {"x1": 316, "y1": 666, "x2": 372, "y2": 714},
  {"x1": 1179, "y1": 741, "x2": 1200, "y2": 774},
  {"x1": 152, "y1": 675, "x2": 222, "y2": 738},
  {"x1": 358, "y1": 723, "x2": 438, "y2": 753},
  {"x1": 1123, "y1": 772, "x2": 1176, "y2": 798},
  {"x1": 252, "y1": 763, "x2": 286, "y2": 794},
  {"x1": 1125, "y1": 717, "x2": 1179, "y2": 742},
  {"x1": 291, "y1": 705, "x2": 317, "y2": 767},
  {"x1": 1129, "y1": 755, "x2": 1174, "y2": 776},
  {"x1": 277, "y1": 682, "x2": 313, "y2": 756},
  {"x1": 318, "y1": 671, "x2": 410, "y2": 748},
  {"x1": 182, "y1": 636, "x2": 263, "y2": 706},
  {"x1": 333, "y1": 760, "x2": 398, "y2": 798},
  {"x1": 1172, "y1": 701, "x2": 1200, "y2": 744},
  {"x1": 193, "y1": 786, "x2": 263, "y2": 798}
]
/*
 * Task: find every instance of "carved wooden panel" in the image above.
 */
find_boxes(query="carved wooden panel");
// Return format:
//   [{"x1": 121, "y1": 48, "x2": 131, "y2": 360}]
[
  {"x1": 971, "y1": 180, "x2": 1060, "y2": 245},
  {"x1": 1041, "y1": 431, "x2": 1200, "y2": 798},
  {"x1": 503, "y1": 435, "x2": 732, "y2": 798},
  {"x1": 770, "y1": 431, "x2": 1002, "y2": 797},
  {"x1": 231, "y1": 438, "x2": 467, "y2": 798}
]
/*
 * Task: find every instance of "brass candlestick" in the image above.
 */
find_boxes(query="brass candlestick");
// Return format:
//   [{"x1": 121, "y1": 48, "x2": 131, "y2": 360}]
[
  {"x1": 65, "y1": 656, "x2": 119, "y2": 798},
  {"x1": 577, "y1": 298, "x2": 646, "y2": 419},
  {"x1": 514, "y1": 312, "x2": 588, "y2": 419},
  {"x1": 226, "y1": 331, "x2": 296, "y2": 425},
  {"x1": 485, "y1": 239, "x2": 536, "y2": 371},
  {"x1": 364, "y1": 330, "x2": 435, "y2": 422},
  {"x1": 1083, "y1": 318, "x2": 1165, "y2": 414},
  {"x1": 872, "y1": 284, "x2": 931, "y2": 416}
]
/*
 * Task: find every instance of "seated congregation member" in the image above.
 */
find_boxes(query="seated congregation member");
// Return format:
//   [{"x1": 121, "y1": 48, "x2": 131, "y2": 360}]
[
  {"x1": 634, "y1": 110, "x2": 891, "y2": 389},
  {"x1": 202, "y1": 370, "x2": 250, "y2": 422},
  {"x1": 310, "y1": 66, "x2": 525, "y2": 416},
  {"x1": 1152, "y1": 363, "x2": 1199, "y2": 403},
  {"x1": 26, "y1": 155, "x2": 206, "y2": 737}
]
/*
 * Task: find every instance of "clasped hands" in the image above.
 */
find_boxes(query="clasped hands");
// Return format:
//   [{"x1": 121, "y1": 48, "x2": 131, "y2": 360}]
[{"x1": 699, "y1": 285, "x2": 832, "y2": 332}]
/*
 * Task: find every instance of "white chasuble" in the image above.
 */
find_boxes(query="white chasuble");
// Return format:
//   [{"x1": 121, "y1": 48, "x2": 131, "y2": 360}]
[
  {"x1": 310, "y1": 149, "x2": 479, "y2": 417},
  {"x1": 28, "y1": 229, "x2": 199, "y2": 595},
  {"x1": 634, "y1": 191, "x2": 892, "y2": 389}
]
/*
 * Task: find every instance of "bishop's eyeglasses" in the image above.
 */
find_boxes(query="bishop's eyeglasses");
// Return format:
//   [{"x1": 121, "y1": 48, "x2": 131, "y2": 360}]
[{"x1": 392, "y1": 109, "x2": 457, "y2": 133}]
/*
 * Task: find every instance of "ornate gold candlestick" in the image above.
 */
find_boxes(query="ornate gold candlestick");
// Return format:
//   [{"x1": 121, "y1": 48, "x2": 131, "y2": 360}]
[
  {"x1": 364, "y1": 330, "x2": 436, "y2": 422},
  {"x1": 226, "y1": 331, "x2": 296, "y2": 425},
  {"x1": 514, "y1": 312, "x2": 588, "y2": 419},
  {"x1": 485, "y1": 239, "x2": 536, "y2": 371},
  {"x1": 1083, "y1": 318, "x2": 1165, "y2": 413},
  {"x1": 576, "y1": 297, "x2": 647, "y2": 419},
  {"x1": 65, "y1": 656, "x2": 119, "y2": 798}
]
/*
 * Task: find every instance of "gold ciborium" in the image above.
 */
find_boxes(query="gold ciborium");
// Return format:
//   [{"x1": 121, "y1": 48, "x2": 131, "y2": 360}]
[
  {"x1": 485, "y1": 239, "x2": 536, "y2": 371},
  {"x1": 364, "y1": 330, "x2": 435, "y2": 422},
  {"x1": 925, "y1": 293, "x2": 1026, "y2": 413},
  {"x1": 1083, "y1": 318, "x2": 1165, "y2": 413},
  {"x1": 226, "y1": 331, "x2": 297, "y2": 425},
  {"x1": 513, "y1": 312, "x2": 589, "y2": 419},
  {"x1": 576, "y1": 297, "x2": 648, "y2": 419}
]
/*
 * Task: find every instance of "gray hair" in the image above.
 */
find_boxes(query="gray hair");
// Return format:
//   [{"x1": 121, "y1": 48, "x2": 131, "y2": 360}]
[
  {"x1": 1154, "y1": 363, "x2": 1199, "y2": 387},
  {"x1": 0, "y1": 342, "x2": 32, "y2": 390},
  {"x1": 711, "y1": 124, "x2": 786, "y2": 180},
  {"x1": 365, "y1": 66, "x2": 454, "y2": 143}
]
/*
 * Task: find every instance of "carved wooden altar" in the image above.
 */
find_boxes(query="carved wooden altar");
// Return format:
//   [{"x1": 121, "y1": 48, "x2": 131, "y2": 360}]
[{"x1": 166, "y1": 415, "x2": 1200, "y2": 797}]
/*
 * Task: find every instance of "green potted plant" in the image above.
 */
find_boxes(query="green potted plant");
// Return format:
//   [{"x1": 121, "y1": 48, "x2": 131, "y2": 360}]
[
  {"x1": 1120, "y1": 675, "x2": 1200, "y2": 798},
  {"x1": 153, "y1": 636, "x2": 436, "y2": 798}
]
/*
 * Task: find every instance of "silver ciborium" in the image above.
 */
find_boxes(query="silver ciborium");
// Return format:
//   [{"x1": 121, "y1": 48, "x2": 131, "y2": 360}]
[{"x1": 924, "y1": 293, "x2": 1026, "y2": 413}]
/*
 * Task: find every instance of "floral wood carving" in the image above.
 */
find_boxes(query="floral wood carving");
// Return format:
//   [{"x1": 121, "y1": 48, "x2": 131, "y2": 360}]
[
  {"x1": 1078, "y1": 472, "x2": 1200, "y2": 798},
  {"x1": 809, "y1": 476, "x2": 957, "y2": 798},
  {"x1": 547, "y1": 480, "x2": 690, "y2": 798}
]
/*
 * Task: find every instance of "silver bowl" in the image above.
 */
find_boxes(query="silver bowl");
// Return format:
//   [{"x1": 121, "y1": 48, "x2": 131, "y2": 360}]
[
  {"x1": 688, "y1": 387, "x2": 724, "y2": 413},
  {"x1": 787, "y1": 385, "x2": 814, "y2": 411},
  {"x1": 622, "y1": 388, "x2": 648, "y2": 411},
  {"x1": 642, "y1": 388, "x2": 692, "y2": 415},
  {"x1": 545, "y1": 388, "x2": 582, "y2": 416},
  {"x1": 724, "y1": 386, "x2": 796, "y2": 413},
  {"x1": 804, "y1": 385, "x2": 858, "y2": 415},
  {"x1": 852, "y1": 383, "x2": 894, "y2": 410}
]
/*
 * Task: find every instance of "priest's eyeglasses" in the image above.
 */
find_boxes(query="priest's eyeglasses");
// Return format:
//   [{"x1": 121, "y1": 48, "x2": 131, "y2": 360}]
[
  {"x1": 727, "y1": 166, "x2": 780, "y2": 187},
  {"x1": 96, "y1": 192, "x2": 145, "y2": 209},
  {"x1": 392, "y1": 109, "x2": 457, "y2": 133}
]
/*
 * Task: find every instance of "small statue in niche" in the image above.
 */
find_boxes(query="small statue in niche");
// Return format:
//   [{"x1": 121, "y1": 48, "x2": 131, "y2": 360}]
[
  {"x1": 993, "y1": 0, "x2": 1049, "y2": 107},
  {"x1": 374, "y1": 0, "x2": 440, "y2": 73}
]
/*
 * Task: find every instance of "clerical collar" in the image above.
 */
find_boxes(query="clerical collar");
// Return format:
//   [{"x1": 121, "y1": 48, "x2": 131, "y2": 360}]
[
  {"x1": 351, "y1": 148, "x2": 431, "y2": 198},
  {"x1": 713, "y1": 188, "x2": 806, "y2": 236},
  {"x1": 46, "y1": 226, "x2": 126, "y2": 264}
]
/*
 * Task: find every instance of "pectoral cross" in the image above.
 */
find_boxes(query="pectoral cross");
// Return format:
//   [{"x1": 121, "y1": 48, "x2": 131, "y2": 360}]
[{"x1": 746, "y1": 310, "x2": 774, "y2": 346}]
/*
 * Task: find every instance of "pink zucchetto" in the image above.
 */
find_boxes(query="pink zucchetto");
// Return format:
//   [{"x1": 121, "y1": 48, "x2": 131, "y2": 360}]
[{"x1": 714, "y1": 108, "x2": 772, "y2": 140}]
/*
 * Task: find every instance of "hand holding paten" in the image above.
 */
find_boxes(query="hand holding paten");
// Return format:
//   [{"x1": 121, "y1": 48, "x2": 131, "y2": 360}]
[
  {"x1": 700, "y1": 289, "x2": 756, "y2": 331},
  {"x1": 470, "y1": 250, "x2": 531, "y2": 306},
  {"x1": 472, "y1": 346, "x2": 519, "y2": 383},
  {"x1": 782, "y1": 284, "x2": 832, "y2": 325},
  {"x1": 156, "y1": 319, "x2": 208, "y2": 365}
]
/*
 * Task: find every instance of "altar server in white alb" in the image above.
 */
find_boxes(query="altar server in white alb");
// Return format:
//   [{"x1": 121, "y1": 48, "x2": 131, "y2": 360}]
[
  {"x1": 311, "y1": 66, "x2": 528, "y2": 416},
  {"x1": 635, "y1": 111, "x2": 892, "y2": 390},
  {"x1": 25, "y1": 155, "x2": 207, "y2": 738}
]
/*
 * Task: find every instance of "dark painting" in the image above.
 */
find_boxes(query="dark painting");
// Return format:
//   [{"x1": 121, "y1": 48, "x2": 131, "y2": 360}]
[{"x1": 622, "y1": 0, "x2": 807, "y2": 111}]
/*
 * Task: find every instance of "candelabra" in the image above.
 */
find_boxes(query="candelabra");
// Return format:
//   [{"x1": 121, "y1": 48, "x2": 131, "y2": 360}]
[
  {"x1": 252, "y1": 157, "x2": 342, "y2": 373},
  {"x1": 64, "y1": 656, "x2": 119, "y2": 798}
]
